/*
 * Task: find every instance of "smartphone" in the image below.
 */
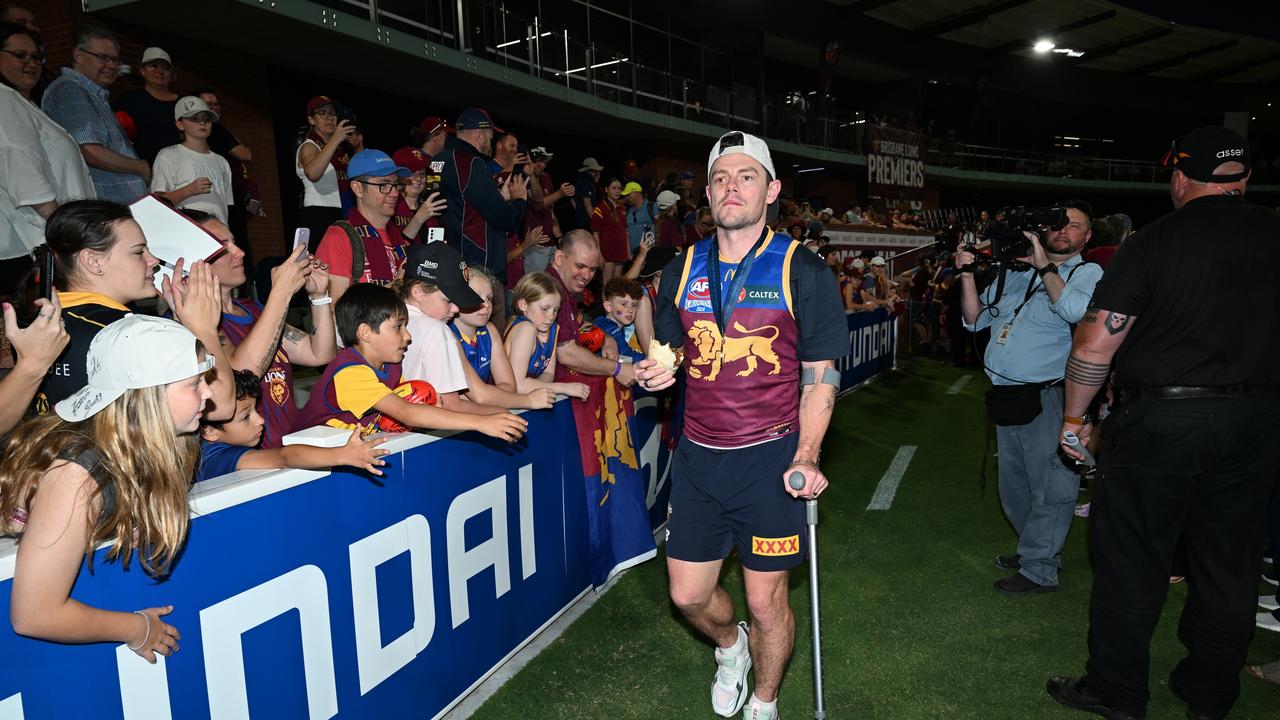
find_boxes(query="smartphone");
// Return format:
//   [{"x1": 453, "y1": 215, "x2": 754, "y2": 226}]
[
  {"x1": 426, "y1": 227, "x2": 444, "y2": 244},
  {"x1": 293, "y1": 227, "x2": 310, "y2": 254},
  {"x1": 40, "y1": 246, "x2": 55, "y2": 300}
]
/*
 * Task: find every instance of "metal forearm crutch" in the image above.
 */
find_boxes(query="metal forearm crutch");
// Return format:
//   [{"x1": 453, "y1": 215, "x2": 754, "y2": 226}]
[{"x1": 789, "y1": 471, "x2": 826, "y2": 720}]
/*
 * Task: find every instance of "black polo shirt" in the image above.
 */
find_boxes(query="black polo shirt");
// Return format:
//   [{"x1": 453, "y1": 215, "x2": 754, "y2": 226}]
[{"x1": 1090, "y1": 194, "x2": 1280, "y2": 388}]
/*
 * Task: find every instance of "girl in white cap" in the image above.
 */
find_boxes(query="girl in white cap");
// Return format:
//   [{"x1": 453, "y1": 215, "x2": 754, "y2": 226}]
[{"x1": 0, "y1": 314, "x2": 215, "y2": 664}]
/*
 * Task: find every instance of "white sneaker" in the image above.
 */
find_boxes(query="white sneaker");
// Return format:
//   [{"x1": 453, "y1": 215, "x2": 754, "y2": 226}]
[
  {"x1": 1257, "y1": 611, "x2": 1280, "y2": 633},
  {"x1": 1260, "y1": 595, "x2": 1280, "y2": 612},
  {"x1": 742, "y1": 694, "x2": 779, "y2": 720},
  {"x1": 712, "y1": 622, "x2": 752, "y2": 717}
]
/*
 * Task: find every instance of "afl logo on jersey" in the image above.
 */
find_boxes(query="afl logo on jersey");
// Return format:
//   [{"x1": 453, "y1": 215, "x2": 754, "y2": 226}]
[
  {"x1": 685, "y1": 276, "x2": 712, "y2": 311},
  {"x1": 687, "y1": 277, "x2": 710, "y2": 300}
]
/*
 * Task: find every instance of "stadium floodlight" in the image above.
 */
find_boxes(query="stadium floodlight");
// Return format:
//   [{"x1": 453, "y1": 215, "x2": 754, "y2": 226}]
[{"x1": 1033, "y1": 39, "x2": 1055, "y2": 53}]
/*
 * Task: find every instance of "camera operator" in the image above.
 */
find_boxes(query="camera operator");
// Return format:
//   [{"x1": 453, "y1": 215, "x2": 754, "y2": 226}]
[{"x1": 954, "y1": 199, "x2": 1102, "y2": 597}]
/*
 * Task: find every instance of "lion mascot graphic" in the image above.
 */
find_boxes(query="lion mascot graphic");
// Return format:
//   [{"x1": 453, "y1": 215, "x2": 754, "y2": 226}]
[{"x1": 686, "y1": 319, "x2": 782, "y2": 381}]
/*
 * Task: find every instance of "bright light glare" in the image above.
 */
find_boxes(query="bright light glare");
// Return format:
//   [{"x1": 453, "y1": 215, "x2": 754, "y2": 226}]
[{"x1": 1033, "y1": 40, "x2": 1055, "y2": 53}]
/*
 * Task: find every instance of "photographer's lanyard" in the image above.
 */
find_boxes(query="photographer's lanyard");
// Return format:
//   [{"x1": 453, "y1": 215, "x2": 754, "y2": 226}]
[{"x1": 706, "y1": 228, "x2": 769, "y2": 350}]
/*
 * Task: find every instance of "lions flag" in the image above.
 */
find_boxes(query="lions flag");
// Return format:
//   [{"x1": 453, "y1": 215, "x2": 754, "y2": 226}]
[{"x1": 567, "y1": 373, "x2": 657, "y2": 588}]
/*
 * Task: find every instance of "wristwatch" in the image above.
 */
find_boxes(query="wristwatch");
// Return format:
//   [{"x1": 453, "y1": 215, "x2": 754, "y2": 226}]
[{"x1": 1037, "y1": 263, "x2": 1058, "y2": 278}]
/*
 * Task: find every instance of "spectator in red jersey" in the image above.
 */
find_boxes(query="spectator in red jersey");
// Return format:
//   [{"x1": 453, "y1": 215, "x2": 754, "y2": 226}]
[
  {"x1": 315, "y1": 149, "x2": 411, "y2": 303},
  {"x1": 390, "y1": 146, "x2": 445, "y2": 242},
  {"x1": 523, "y1": 146, "x2": 573, "y2": 273},
  {"x1": 547, "y1": 229, "x2": 636, "y2": 387},
  {"x1": 592, "y1": 177, "x2": 627, "y2": 282},
  {"x1": 181, "y1": 209, "x2": 336, "y2": 448}
]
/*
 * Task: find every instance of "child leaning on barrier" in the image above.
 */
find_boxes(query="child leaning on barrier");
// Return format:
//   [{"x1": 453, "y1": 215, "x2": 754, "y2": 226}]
[
  {"x1": 0, "y1": 315, "x2": 215, "y2": 664},
  {"x1": 292, "y1": 283, "x2": 528, "y2": 442},
  {"x1": 503, "y1": 272, "x2": 590, "y2": 400},
  {"x1": 196, "y1": 370, "x2": 389, "y2": 482}
]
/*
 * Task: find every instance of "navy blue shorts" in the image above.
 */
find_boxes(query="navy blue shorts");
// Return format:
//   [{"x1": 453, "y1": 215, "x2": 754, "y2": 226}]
[{"x1": 665, "y1": 433, "x2": 806, "y2": 572}]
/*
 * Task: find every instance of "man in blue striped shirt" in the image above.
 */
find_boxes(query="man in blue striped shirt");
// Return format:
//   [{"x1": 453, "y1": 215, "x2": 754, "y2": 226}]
[
  {"x1": 956, "y1": 200, "x2": 1102, "y2": 597},
  {"x1": 41, "y1": 24, "x2": 149, "y2": 204}
]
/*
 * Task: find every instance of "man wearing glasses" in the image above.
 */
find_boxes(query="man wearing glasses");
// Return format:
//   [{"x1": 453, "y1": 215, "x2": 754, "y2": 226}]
[
  {"x1": 111, "y1": 46, "x2": 179, "y2": 165},
  {"x1": 151, "y1": 96, "x2": 232, "y2": 222},
  {"x1": 315, "y1": 148, "x2": 412, "y2": 304},
  {"x1": 41, "y1": 23, "x2": 149, "y2": 203}
]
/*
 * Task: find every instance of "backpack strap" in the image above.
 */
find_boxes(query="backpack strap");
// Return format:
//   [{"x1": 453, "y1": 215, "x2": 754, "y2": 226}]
[{"x1": 333, "y1": 221, "x2": 365, "y2": 281}]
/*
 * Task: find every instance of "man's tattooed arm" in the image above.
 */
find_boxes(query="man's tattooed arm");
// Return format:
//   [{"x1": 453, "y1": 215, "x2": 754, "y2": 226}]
[{"x1": 1065, "y1": 355, "x2": 1110, "y2": 388}]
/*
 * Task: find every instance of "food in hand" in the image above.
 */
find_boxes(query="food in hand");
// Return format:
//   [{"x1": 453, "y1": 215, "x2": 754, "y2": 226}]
[{"x1": 647, "y1": 340, "x2": 680, "y2": 374}]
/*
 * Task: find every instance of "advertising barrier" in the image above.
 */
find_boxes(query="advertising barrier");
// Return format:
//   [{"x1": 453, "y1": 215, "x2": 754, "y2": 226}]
[{"x1": 0, "y1": 317, "x2": 891, "y2": 719}]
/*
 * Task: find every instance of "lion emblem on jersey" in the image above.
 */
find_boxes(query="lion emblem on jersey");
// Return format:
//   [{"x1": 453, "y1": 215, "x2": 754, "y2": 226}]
[
  {"x1": 686, "y1": 319, "x2": 781, "y2": 381},
  {"x1": 269, "y1": 375, "x2": 289, "y2": 406}
]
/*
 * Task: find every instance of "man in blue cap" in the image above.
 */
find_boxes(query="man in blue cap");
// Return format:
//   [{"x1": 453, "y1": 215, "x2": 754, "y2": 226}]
[
  {"x1": 436, "y1": 107, "x2": 528, "y2": 284},
  {"x1": 315, "y1": 148, "x2": 412, "y2": 304}
]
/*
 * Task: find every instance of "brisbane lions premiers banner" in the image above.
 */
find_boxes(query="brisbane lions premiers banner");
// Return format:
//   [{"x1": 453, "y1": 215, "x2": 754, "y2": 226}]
[{"x1": 867, "y1": 125, "x2": 926, "y2": 203}]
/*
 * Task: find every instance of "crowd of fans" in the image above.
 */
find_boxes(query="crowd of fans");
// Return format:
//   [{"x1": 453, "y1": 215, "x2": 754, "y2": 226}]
[{"x1": 2, "y1": 7, "x2": 1278, "y2": 695}]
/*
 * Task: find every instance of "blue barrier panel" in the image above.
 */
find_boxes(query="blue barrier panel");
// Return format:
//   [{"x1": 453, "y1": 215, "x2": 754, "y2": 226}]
[
  {"x1": 839, "y1": 308, "x2": 897, "y2": 392},
  {"x1": 0, "y1": 316, "x2": 893, "y2": 719},
  {"x1": 0, "y1": 401, "x2": 589, "y2": 719}
]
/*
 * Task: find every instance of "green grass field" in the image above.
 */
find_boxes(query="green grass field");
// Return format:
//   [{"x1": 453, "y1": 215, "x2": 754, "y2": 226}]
[{"x1": 473, "y1": 356, "x2": 1280, "y2": 719}]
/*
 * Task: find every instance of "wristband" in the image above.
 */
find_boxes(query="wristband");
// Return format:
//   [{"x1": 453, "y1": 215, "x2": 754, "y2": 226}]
[
  {"x1": 1063, "y1": 414, "x2": 1088, "y2": 425},
  {"x1": 612, "y1": 360, "x2": 622, "y2": 378},
  {"x1": 309, "y1": 294, "x2": 332, "y2": 306},
  {"x1": 1037, "y1": 263, "x2": 1058, "y2": 278},
  {"x1": 127, "y1": 610, "x2": 152, "y2": 651}
]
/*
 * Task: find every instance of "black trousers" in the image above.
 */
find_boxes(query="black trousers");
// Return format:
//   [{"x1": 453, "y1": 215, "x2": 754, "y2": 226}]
[{"x1": 1083, "y1": 395, "x2": 1280, "y2": 718}]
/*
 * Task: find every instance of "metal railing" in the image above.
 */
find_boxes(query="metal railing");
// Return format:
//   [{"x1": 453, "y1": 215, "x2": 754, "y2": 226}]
[{"x1": 314, "y1": 0, "x2": 1165, "y2": 182}]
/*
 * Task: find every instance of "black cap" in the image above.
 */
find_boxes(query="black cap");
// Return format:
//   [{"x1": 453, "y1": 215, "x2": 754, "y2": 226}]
[
  {"x1": 639, "y1": 246, "x2": 678, "y2": 278},
  {"x1": 1162, "y1": 126, "x2": 1251, "y2": 183},
  {"x1": 403, "y1": 242, "x2": 483, "y2": 309}
]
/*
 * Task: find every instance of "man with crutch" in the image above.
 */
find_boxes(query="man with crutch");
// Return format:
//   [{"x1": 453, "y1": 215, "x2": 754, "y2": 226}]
[{"x1": 635, "y1": 130, "x2": 847, "y2": 720}]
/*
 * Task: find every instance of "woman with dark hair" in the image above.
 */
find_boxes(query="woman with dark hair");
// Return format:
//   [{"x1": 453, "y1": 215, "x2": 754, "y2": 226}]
[
  {"x1": 0, "y1": 21, "x2": 93, "y2": 297},
  {"x1": 29, "y1": 200, "x2": 234, "y2": 420},
  {"x1": 294, "y1": 96, "x2": 354, "y2": 251}
]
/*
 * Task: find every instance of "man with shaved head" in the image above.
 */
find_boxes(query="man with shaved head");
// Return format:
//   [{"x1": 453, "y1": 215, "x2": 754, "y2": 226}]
[{"x1": 1049, "y1": 127, "x2": 1280, "y2": 720}]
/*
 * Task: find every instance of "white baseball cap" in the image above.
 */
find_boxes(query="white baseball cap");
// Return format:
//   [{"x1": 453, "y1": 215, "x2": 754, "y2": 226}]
[
  {"x1": 56, "y1": 315, "x2": 215, "y2": 422},
  {"x1": 870, "y1": 256, "x2": 887, "y2": 266},
  {"x1": 578, "y1": 157, "x2": 604, "y2": 172},
  {"x1": 707, "y1": 131, "x2": 776, "y2": 179},
  {"x1": 140, "y1": 47, "x2": 171, "y2": 65},
  {"x1": 175, "y1": 96, "x2": 218, "y2": 122},
  {"x1": 851, "y1": 259, "x2": 866, "y2": 270},
  {"x1": 656, "y1": 190, "x2": 680, "y2": 210}
]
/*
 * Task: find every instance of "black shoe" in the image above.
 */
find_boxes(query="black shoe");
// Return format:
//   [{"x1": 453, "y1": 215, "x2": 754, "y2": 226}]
[
  {"x1": 995, "y1": 554, "x2": 1021, "y2": 570},
  {"x1": 1046, "y1": 676, "x2": 1142, "y2": 719},
  {"x1": 994, "y1": 572, "x2": 1058, "y2": 597}
]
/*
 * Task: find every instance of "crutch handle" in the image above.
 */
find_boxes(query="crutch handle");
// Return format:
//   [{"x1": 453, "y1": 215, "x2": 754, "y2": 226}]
[{"x1": 788, "y1": 471, "x2": 807, "y2": 491}]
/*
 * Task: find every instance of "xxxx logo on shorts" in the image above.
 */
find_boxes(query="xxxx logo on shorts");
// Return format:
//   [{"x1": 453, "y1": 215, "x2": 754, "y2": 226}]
[{"x1": 751, "y1": 535, "x2": 799, "y2": 557}]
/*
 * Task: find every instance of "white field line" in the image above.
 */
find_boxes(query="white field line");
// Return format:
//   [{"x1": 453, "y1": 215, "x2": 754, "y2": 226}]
[
  {"x1": 866, "y1": 446, "x2": 918, "y2": 511},
  {"x1": 945, "y1": 375, "x2": 972, "y2": 395}
]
